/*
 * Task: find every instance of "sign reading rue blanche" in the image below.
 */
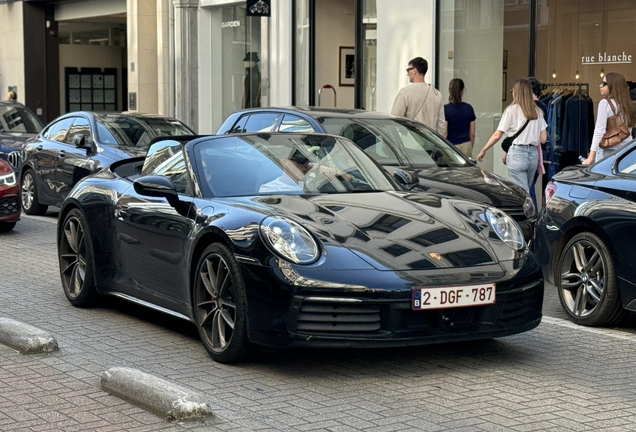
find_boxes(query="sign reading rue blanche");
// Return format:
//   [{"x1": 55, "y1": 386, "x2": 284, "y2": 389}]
[
  {"x1": 247, "y1": 0, "x2": 270, "y2": 17},
  {"x1": 581, "y1": 52, "x2": 632, "y2": 65}
]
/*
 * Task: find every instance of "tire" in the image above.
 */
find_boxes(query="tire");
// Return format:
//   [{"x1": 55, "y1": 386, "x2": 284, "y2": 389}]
[
  {"x1": 58, "y1": 208, "x2": 97, "y2": 307},
  {"x1": 21, "y1": 169, "x2": 48, "y2": 215},
  {"x1": 0, "y1": 222, "x2": 16, "y2": 232},
  {"x1": 193, "y1": 243, "x2": 251, "y2": 363},
  {"x1": 557, "y1": 232, "x2": 625, "y2": 326}
]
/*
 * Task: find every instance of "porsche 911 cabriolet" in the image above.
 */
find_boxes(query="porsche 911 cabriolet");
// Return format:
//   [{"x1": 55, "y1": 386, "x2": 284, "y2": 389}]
[{"x1": 57, "y1": 133, "x2": 543, "y2": 363}]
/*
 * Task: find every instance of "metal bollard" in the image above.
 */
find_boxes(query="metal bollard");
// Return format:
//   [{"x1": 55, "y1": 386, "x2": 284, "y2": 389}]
[{"x1": 318, "y1": 84, "x2": 337, "y2": 107}]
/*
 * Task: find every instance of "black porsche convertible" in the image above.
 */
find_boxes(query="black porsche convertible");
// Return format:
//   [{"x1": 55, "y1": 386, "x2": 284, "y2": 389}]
[{"x1": 57, "y1": 133, "x2": 543, "y2": 363}]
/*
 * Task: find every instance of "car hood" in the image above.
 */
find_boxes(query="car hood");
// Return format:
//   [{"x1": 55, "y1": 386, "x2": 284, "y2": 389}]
[
  {"x1": 235, "y1": 191, "x2": 518, "y2": 271},
  {"x1": 0, "y1": 133, "x2": 36, "y2": 151},
  {"x1": 382, "y1": 166, "x2": 527, "y2": 209}
]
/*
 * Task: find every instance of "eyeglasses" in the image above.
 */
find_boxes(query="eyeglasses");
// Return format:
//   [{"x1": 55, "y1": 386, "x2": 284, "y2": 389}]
[
  {"x1": 405, "y1": 67, "x2": 415, "y2": 73},
  {"x1": 600, "y1": 81, "x2": 608, "y2": 87}
]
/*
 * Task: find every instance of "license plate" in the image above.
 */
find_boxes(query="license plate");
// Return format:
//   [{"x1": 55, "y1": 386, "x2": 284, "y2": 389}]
[{"x1": 412, "y1": 283, "x2": 496, "y2": 310}]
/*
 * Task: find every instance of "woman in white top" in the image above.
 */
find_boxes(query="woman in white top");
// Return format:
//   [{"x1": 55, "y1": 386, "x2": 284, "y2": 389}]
[
  {"x1": 477, "y1": 78, "x2": 547, "y2": 193},
  {"x1": 583, "y1": 72, "x2": 636, "y2": 164}
]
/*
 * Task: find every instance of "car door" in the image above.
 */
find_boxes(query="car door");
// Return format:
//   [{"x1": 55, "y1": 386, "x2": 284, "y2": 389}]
[
  {"x1": 30, "y1": 117, "x2": 75, "y2": 202},
  {"x1": 113, "y1": 141, "x2": 195, "y2": 312},
  {"x1": 56, "y1": 116, "x2": 94, "y2": 200}
]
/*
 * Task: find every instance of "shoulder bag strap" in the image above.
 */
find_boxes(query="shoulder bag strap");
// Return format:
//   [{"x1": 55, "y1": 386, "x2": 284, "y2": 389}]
[
  {"x1": 414, "y1": 85, "x2": 433, "y2": 118},
  {"x1": 511, "y1": 119, "x2": 530, "y2": 141}
]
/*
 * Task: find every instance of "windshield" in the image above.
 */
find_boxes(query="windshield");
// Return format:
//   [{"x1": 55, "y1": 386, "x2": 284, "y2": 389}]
[
  {"x1": 0, "y1": 105, "x2": 43, "y2": 134},
  {"x1": 194, "y1": 134, "x2": 397, "y2": 197},
  {"x1": 320, "y1": 117, "x2": 470, "y2": 168},
  {"x1": 95, "y1": 116, "x2": 193, "y2": 149}
]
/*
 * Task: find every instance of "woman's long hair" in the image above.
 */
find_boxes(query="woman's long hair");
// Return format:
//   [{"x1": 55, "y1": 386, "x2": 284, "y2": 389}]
[
  {"x1": 448, "y1": 78, "x2": 464, "y2": 106},
  {"x1": 605, "y1": 72, "x2": 636, "y2": 127},
  {"x1": 511, "y1": 78, "x2": 539, "y2": 120}
]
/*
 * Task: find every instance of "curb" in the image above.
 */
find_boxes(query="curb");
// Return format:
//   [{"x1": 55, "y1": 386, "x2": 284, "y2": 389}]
[
  {"x1": 0, "y1": 317, "x2": 59, "y2": 354},
  {"x1": 101, "y1": 367, "x2": 214, "y2": 422}
]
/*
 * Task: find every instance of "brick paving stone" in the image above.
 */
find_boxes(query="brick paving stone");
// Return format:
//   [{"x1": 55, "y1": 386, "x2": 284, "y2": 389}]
[{"x1": 3, "y1": 214, "x2": 636, "y2": 431}]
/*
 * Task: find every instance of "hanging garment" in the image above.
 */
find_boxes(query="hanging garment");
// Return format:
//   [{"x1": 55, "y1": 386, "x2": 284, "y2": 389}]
[{"x1": 562, "y1": 95, "x2": 591, "y2": 157}]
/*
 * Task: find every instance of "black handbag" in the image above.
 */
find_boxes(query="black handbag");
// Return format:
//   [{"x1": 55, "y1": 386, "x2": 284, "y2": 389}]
[{"x1": 501, "y1": 119, "x2": 530, "y2": 152}]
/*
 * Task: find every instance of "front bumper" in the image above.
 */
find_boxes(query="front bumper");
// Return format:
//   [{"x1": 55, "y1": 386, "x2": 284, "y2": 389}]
[
  {"x1": 242, "y1": 257, "x2": 544, "y2": 348},
  {"x1": 0, "y1": 192, "x2": 20, "y2": 223}
]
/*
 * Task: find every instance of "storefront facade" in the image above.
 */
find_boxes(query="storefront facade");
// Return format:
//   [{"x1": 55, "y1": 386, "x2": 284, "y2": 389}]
[{"x1": 2, "y1": 0, "x2": 634, "y2": 179}]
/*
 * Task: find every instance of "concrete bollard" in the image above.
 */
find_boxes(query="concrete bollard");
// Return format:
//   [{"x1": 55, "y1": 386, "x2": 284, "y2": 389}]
[
  {"x1": 101, "y1": 367, "x2": 214, "y2": 421},
  {"x1": 0, "y1": 317, "x2": 59, "y2": 354}
]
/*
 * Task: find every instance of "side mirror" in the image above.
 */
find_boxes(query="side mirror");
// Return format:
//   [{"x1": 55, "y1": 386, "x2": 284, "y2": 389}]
[
  {"x1": 467, "y1": 157, "x2": 477, "y2": 165},
  {"x1": 133, "y1": 175, "x2": 179, "y2": 207},
  {"x1": 72, "y1": 134, "x2": 92, "y2": 150},
  {"x1": 393, "y1": 169, "x2": 419, "y2": 190}
]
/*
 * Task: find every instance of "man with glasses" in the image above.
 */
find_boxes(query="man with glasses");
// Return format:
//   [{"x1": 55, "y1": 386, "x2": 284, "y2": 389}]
[{"x1": 391, "y1": 57, "x2": 446, "y2": 137}]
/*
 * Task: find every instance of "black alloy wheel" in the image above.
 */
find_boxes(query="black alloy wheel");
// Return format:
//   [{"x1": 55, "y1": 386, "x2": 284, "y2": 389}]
[
  {"x1": 194, "y1": 243, "x2": 251, "y2": 363},
  {"x1": 557, "y1": 232, "x2": 625, "y2": 326},
  {"x1": 21, "y1": 169, "x2": 48, "y2": 215},
  {"x1": 58, "y1": 208, "x2": 97, "y2": 307}
]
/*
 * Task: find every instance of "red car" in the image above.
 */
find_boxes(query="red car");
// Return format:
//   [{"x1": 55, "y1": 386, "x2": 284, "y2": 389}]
[{"x1": 0, "y1": 158, "x2": 20, "y2": 231}]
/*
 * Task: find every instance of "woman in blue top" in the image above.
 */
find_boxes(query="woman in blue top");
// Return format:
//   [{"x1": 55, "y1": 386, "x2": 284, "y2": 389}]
[{"x1": 444, "y1": 78, "x2": 476, "y2": 157}]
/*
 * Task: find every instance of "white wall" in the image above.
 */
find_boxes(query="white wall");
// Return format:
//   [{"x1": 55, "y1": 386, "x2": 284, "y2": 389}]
[
  {"x1": 59, "y1": 45, "x2": 124, "y2": 113},
  {"x1": 376, "y1": 0, "x2": 436, "y2": 114},
  {"x1": 438, "y1": 0, "x2": 505, "y2": 176},
  {"x1": 268, "y1": 0, "x2": 292, "y2": 108},
  {"x1": 315, "y1": 0, "x2": 356, "y2": 108},
  {"x1": 0, "y1": 3, "x2": 25, "y2": 102}
]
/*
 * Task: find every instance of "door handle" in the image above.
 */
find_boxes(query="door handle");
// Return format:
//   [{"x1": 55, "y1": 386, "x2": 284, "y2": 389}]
[
  {"x1": 58, "y1": 150, "x2": 66, "y2": 157},
  {"x1": 36, "y1": 145, "x2": 43, "y2": 151}
]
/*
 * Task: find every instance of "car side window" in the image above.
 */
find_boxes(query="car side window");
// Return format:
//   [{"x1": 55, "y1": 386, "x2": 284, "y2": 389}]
[
  {"x1": 45, "y1": 118, "x2": 75, "y2": 143},
  {"x1": 64, "y1": 117, "x2": 91, "y2": 145},
  {"x1": 142, "y1": 140, "x2": 191, "y2": 195},
  {"x1": 279, "y1": 115, "x2": 315, "y2": 133},
  {"x1": 617, "y1": 147, "x2": 636, "y2": 174},
  {"x1": 341, "y1": 123, "x2": 398, "y2": 163},
  {"x1": 229, "y1": 115, "x2": 249, "y2": 133},
  {"x1": 242, "y1": 113, "x2": 281, "y2": 133}
]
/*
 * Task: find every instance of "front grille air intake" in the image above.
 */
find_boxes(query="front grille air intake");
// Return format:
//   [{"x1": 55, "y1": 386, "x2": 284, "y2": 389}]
[{"x1": 296, "y1": 301, "x2": 381, "y2": 333}]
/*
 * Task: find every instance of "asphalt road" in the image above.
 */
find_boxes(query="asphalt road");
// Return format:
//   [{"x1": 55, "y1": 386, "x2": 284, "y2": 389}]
[{"x1": 3, "y1": 211, "x2": 636, "y2": 431}]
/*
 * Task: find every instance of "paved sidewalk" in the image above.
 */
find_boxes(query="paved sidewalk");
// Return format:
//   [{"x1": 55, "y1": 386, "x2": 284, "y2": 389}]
[{"x1": 2, "y1": 215, "x2": 636, "y2": 431}]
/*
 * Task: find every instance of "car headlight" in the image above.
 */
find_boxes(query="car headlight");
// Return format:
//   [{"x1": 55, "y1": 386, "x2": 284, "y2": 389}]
[
  {"x1": 523, "y1": 194, "x2": 536, "y2": 218},
  {"x1": 485, "y1": 207, "x2": 525, "y2": 251},
  {"x1": 0, "y1": 172, "x2": 16, "y2": 187},
  {"x1": 260, "y1": 217, "x2": 320, "y2": 264}
]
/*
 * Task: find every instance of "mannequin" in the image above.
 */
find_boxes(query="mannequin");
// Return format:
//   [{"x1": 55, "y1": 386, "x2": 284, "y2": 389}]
[{"x1": 242, "y1": 52, "x2": 261, "y2": 108}]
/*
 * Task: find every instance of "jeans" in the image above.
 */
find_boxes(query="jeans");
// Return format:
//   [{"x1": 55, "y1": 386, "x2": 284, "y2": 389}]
[{"x1": 507, "y1": 145, "x2": 539, "y2": 194}]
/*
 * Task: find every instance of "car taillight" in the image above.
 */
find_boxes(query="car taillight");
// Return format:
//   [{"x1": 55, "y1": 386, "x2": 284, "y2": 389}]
[{"x1": 544, "y1": 182, "x2": 556, "y2": 205}]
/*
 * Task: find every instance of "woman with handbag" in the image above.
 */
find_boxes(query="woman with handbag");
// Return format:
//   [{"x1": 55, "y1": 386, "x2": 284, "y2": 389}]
[
  {"x1": 477, "y1": 78, "x2": 547, "y2": 193},
  {"x1": 582, "y1": 72, "x2": 635, "y2": 164}
]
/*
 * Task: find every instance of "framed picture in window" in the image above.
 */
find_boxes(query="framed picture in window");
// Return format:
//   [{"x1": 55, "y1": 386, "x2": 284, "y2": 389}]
[
  {"x1": 502, "y1": 72, "x2": 507, "y2": 101},
  {"x1": 339, "y1": 46, "x2": 355, "y2": 87}
]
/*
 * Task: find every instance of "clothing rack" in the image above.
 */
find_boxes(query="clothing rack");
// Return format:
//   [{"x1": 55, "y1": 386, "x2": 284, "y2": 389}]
[
  {"x1": 541, "y1": 82, "x2": 589, "y2": 96},
  {"x1": 540, "y1": 82, "x2": 590, "y2": 176}
]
